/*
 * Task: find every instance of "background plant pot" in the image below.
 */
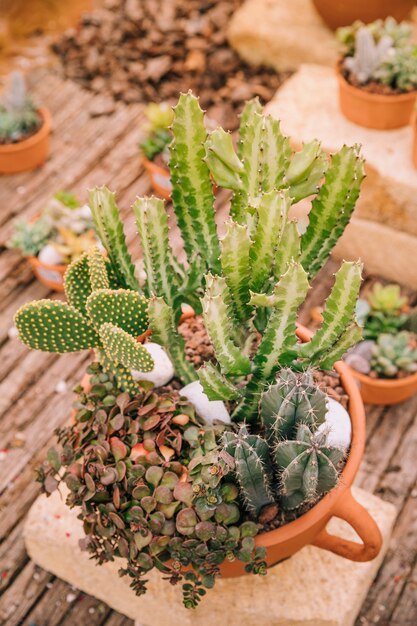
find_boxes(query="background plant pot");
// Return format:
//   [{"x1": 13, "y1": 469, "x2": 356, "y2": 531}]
[
  {"x1": 0, "y1": 107, "x2": 51, "y2": 174},
  {"x1": 312, "y1": 0, "x2": 416, "y2": 30},
  {"x1": 349, "y1": 367, "x2": 417, "y2": 405},
  {"x1": 412, "y1": 112, "x2": 417, "y2": 170},
  {"x1": 337, "y1": 67, "x2": 417, "y2": 130},
  {"x1": 28, "y1": 254, "x2": 66, "y2": 292},
  {"x1": 218, "y1": 325, "x2": 382, "y2": 578},
  {"x1": 142, "y1": 156, "x2": 172, "y2": 200}
]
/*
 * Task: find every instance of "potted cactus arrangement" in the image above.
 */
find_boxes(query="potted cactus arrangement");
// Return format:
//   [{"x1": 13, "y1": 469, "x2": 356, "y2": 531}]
[
  {"x1": 8, "y1": 191, "x2": 97, "y2": 291},
  {"x1": 346, "y1": 283, "x2": 417, "y2": 404},
  {"x1": 139, "y1": 103, "x2": 174, "y2": 200},
  {"x1": 336, "y1": 18, "x2": 417, "y2": 129},
  {"x1": 15, "y1": 93, "x2": 382, "y2": 607},
  {"x1": 0, "y1": 71, "x2": 51, "y2": 174}
]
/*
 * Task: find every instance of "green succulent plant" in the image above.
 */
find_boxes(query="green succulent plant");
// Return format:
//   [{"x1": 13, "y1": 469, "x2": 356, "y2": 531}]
[
  {"x1": 139, "y1": 102, "x2": 174, "y2": 161},
  {"x1": 38, "y1": 363, "x2": 266, "y2": 608},
  {"x1": 7, "y1": 216, "x2": 51, "y2": 257},
  {"x1": 224, "y1": 371, "x2": 343, "y2": 515},
  {"x1": 371, "y1": 332, "x2": 417, "y2": 378},
  {"x1": 0, "y1": 71, "x2": 41, "y2": 144},
  {"x1": 15, "y1": 247, "x2": 152, "y2": 392},
  {"x1": 375, "y1": 46, "x2": 417, "y2": 92},
  {"x1": 359, "y1": 283, "x2": 409, "y2": 340}
]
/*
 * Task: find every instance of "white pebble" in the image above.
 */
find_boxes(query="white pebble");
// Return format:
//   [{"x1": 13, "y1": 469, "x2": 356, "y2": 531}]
[
  {"x1": 55, "y1": 380, "x2": 68, "y2": 394},
  {"x1": 131, "y1": 343, "x2": 174, "y2": 387},
  {"x1": 180, "y1": 381, "x2": 231, "y2": 426},
  {"x1": 66, "y1": 593, "x2": 77, "y2": 603},
  {"x1": 8, "y1": 325, "x2": 18, "y2": 339},
  {"x1": 316, "y1": 397, "x2": 352, "y2": 451},
  {"x1": 38, "y1": 244, "x2": 65, "y2": 266}
]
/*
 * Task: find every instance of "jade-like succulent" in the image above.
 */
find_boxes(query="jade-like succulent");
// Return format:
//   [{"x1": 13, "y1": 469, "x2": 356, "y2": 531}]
[
  {"x1": 0, "y1": 71, "x2": 41, "y2": 144},
  {"x1": 359, "y1": 283, "x2": 409, "y2": 340},
  {"x1": 38, "y1": 363, "x2": 266, "y2": 608},
  {"x1": 367, "y1": 283, "x2": 407, "y2": 314},
  {"x1": 15, "y1": 247, "x2": 152, "y2": 392},
  {"x1": 223, "y1": 371, "x2": 343, "y2": 515},
  {"x1": 371, "y1": 332, "x2": 417, "y2": 378}
]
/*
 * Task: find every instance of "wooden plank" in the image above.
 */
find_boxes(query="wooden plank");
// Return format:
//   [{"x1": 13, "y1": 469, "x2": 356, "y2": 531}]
[
  {"x1": 20, "y1": 579, "x2": 83, "y2": 626},
  {"x1": 0, "y1": 561, "x2": 52, "y2": 626}
]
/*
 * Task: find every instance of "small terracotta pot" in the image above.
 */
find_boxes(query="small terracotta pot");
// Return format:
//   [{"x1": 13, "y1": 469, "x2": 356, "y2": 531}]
[
  {"x1": 349, "y1": 367, "x2": 417, "y2": 405},
  {"x1": 217, "y1": 324, "x2": 382, "y2": 577},
  {"x1": 28, "y1": 254, "x2": 67, "y2": 292},
  {"x1": 142, "y1": 156, "x2": 172, "y2": 200},
  {"x1": 412, "y1": 112, "x2": 417, "y2": 170},
  {"x1": 312, "y1": 0, "x2": 415, "y2": 30},
  {"x1": 337, "y1": 65, "x2": 417, "y2": 130},
  {"x1": 0, "y1": 107, "x2": 51, "y2": 174}
]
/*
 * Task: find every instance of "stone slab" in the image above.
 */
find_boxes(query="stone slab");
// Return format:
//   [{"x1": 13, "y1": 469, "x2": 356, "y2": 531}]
[
  {"x1": 228, "y1": 0, "x2": 339, "y2": 70},
  {"x1": 228, "y1": 0, "x2": 417, "y2": 72},
  {"x1": 24, "y1": 487, "x2": 396, "y2": 626},
  {"x1": 265, "y1": 64, "x2": 417, "y2": 239}
]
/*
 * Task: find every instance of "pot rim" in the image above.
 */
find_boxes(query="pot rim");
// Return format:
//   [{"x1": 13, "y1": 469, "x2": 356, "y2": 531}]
[
  {"x1": 349, "y1": 364, "x2": 417, "y2": 390},
  {"x1": 28, "y1": 254, "x2": 67, "y2": 273},
  {"x1": 142, "y1": 155, "x2": 170, "y2": 175},
  {"x1": 254, "y1": 324, "x2": 365, "y2": 548},
  {"x1": 336, "y1": 60, "x2": 417, "y2": 103},
  {"x1": 0, "y1": 107, "x2": 51, "y2": 153}
]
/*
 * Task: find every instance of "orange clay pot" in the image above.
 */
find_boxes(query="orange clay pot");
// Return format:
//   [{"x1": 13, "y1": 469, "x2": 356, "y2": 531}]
[
  {"x1": 0, "y1": 107, "x2": 51, "y2": 174},
  {"x1": 337, "y1": 65, "x2": 417, "y2": 130},
  {"x1": 216, "y1": 324, "x2": 382, "y2": 577},
  {"x1": 27, "y1": 254, "x2": 67, "y2": 292},
  {"x1": 349, "y1": 367, "x2": 417, "y2": 406},
  {"x1": 312, "y1": 0, "x2": 415, "y2": 30},
  {"x1": 142, "y1": 156, "x2": 172, "y2": 200},
  {"x1": 412, "y1": 112, "x2": 417, "y2": 170}
]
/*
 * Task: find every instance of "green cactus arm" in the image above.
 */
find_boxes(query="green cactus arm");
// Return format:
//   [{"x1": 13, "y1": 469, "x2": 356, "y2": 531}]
[
  {"x1": 260, "y1": 115, "x2": 291, "y2": 193},
  {"x1": 201, "y1": 274, "x2": 251, "y2": 376},
  {"x1": 316, "y1": 451, "x2": 340, "y2": 493},
  {"x1": 317, "y1": 322, "x2": 363, "y2": 371},
  {"x1": 230, "y1": 101, "x2": 263, "y2": 223},
  {"x1": 15, "y1": 300, "x2": 99, "y2": 352},
  {"x1": 169, "y1": 93, "x2": 220, "y2": 272},
  {"x1": 86, "y1": 289, "x2": 149, "y2": 335},
  {"x1": 299, "y1": 145, "x2": 365, "y2": 278},
  {"x1": 100, "y1": 353, "x2": 141, "y2": 394},
  {"x1": 89, "y1": 186, "x2": 139, "y2": 291},
  {"x1": 204, "y1": 128, "x2": 243, "y2": 190},
  {"x1": 63, "y1": 253, "x2": 92, "y2": 317},
  {"x1": 132, "y1": 196, "x2": 181, "y2": 317},
  {"x1": 285, "y1": 141, "x2": 323, "y2": 186},
  {"x1": 220, "y1": 221, "x2": 252, "y2": 323},
  {"x1": 87, "y1": 246, "x2": 110, "y2": 291},
  {"x1": 249, "y1": 190, "x2": 290, "y2": 292},
  {"x1": 253, "y1": 262, "x2": 310, "y2": 377},
  {"x1": 299, "y1": 261, "x2": 362, "y2": 361},
  {"x1": 99, "y1": 323, "x2": 154, "y2": 371},
  {"x1": 197, "y1": 362, "x2": 242, "y2": 401},
  {"x1": 274, "y1": 221, "x2": 301, "y2": 281},
  {"x1": 147, "y1": 296, "x2": 197, "y2": 385},
  {"x1": 289, "y1": 151, "x2": 328, "y2": 204}
]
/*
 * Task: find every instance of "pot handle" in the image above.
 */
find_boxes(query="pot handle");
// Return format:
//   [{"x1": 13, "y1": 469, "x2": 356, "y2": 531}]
[{"x1": 312, "y1": 488, "x2": 383, "y2": 562}]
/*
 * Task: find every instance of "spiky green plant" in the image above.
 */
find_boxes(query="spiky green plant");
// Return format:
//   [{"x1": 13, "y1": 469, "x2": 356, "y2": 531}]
[
  {"x1": 15, "y1": 247, "x2": 152, "y2": 392},
  {"x1": 0, "y1": 71, "x2": 41, "y2": 144},
  {"x1": 371, "y1": 332, "x2": 417, "y2": 378},
  {"x1": 86, "y1": 93, "x2": 364, "y2": 420},
  {"x1": 224, "y1": 370, "x2": 343, "y2": 515},
  {"x1": 358, "y1": 283, "x2": 409, "y2": 340}
]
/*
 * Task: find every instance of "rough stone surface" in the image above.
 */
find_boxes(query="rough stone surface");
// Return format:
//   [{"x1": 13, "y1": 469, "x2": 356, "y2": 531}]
[
  {"x1": 24, "y1": 487, "x2": 396, "y2": 626},
  {"x1": 266, "y1": 64, "x2": 417, "y2": 238},
  {"x1": 228, "y1": 0, "x2": 339, "y2": 70}
]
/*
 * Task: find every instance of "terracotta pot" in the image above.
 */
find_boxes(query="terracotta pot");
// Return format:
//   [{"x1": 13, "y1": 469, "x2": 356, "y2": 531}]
[
  {"x1": 142, "y1": 156, "x2": 172, "y2": 200},
  {"x1": 337, "y1": 64, "x2": 417, "y2": 130},
  {"x1": 312, "y1": 0, "x2": 415, "y2": 30},
  {"x1": 218, "y1": 325, "x2": 382, "y2": 577},
  {"x1": 349, "y1": 366, "x2": 417, "y2": 405},
  {"x1": 0, "y1": 107, "x2": 51, "y2": 174},
  {"x1": 28, "y1": 254, "x2": 66, "y2": 292},
  {"x1": 412, "y1": 112, "x2": 417, "y2": 170}
]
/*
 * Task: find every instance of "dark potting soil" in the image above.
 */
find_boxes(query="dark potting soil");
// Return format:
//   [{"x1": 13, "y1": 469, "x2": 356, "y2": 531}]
[{"x1": 52, "y1": 0, "x2": 290, "y2": 130}]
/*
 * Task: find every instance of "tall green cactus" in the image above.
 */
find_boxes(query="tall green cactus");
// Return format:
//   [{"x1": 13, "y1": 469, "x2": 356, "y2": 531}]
[{"x1": 15, "y1": 247, "x2": 152, "y2": 392}]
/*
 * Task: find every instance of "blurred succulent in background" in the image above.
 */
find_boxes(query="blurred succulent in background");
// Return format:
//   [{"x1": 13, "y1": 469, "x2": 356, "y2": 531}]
[
  {"x1": 139, "y1": 102, "x2": 174, "y2": 161},
  {"x1": 0, "y1": 71, "x2": 41, "y2": 144},
  {"x1": 358, "y1": 283, "x2": 410, "y2": 340},
  {"x1": 7, "y1": 216, "x2": 51, "y2": 257},
  {"x1": 371, "y1": 332, "x2": 417, "y2": 378}
]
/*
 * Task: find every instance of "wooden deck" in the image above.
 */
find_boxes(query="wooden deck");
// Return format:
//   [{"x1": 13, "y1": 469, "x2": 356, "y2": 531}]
[{"x1": 0, "y1": 70, "x2": 416, "y2": 626}]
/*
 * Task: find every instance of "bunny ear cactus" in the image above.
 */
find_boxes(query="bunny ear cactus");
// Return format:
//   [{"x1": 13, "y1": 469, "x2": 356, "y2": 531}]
[{"x1": 15, "y1": 246, "x2": 152, "y2": 393}]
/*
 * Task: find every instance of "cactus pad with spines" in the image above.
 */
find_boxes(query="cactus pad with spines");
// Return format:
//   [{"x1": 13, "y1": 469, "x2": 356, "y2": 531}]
[
  {"x1": 15, "y1": 300, "x2": 99, "y2": 352},
  {"x1": 86, "y1": 289, "x2": 149, "y2": 336},
  {"x1": 87, "y1": 246, "x2": 110, "y2": 291},
  {"x1": 99, "y1": 323, "x2": 154, "y2": 371}
]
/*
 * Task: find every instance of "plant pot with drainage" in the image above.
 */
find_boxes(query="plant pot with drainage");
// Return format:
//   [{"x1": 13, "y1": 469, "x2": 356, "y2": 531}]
[{"x1": 15, "y1": 93, "x2": 382, "y2": 609}]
